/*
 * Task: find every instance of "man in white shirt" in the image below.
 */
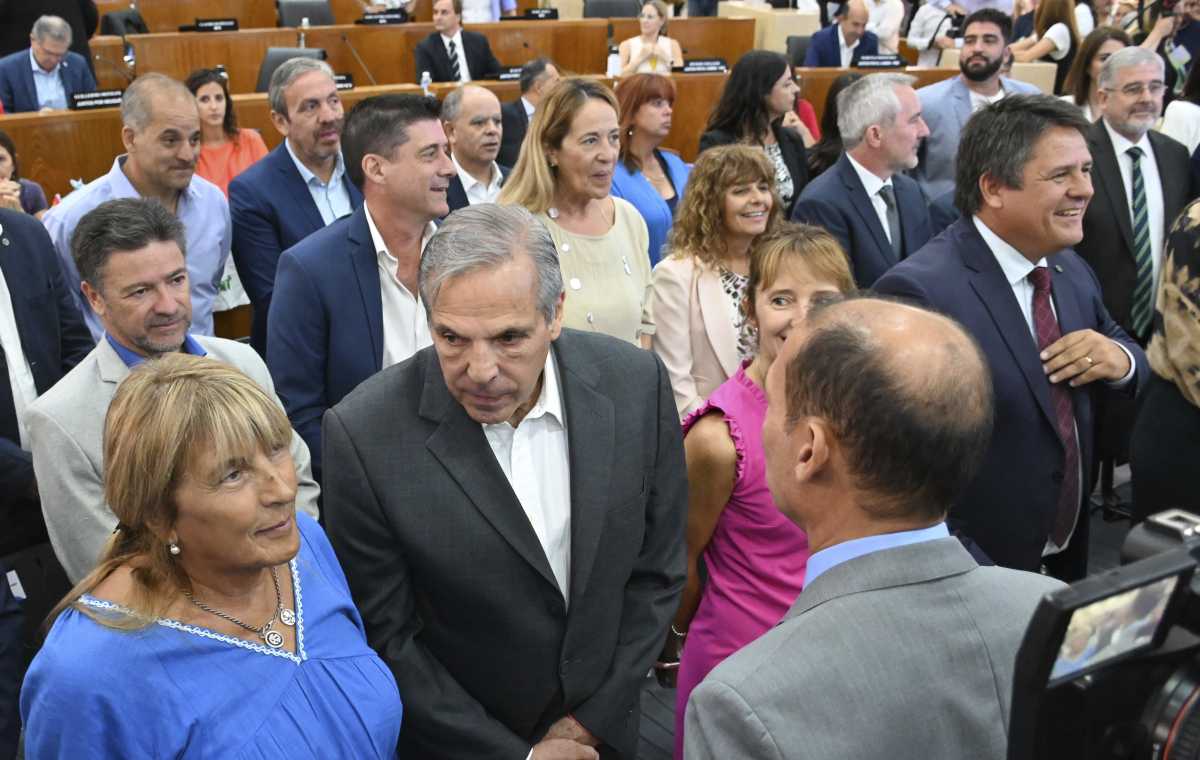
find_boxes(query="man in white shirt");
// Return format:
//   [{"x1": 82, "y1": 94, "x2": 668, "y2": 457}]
[
  {"x1": 322, "y1": 204, "x2": 686, "y2": 760},
  {"x1": 267, "y1": 94, "x2": 454, "y2": 481},
  {"x1": 413, "y1": 0, "x2": 502, "y2": 83},
  {"x1": 442, "y1": 85, "x2": 509, "y2": 212}
]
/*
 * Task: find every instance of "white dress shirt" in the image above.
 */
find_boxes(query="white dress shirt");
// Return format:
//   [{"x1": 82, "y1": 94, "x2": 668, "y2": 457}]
[
  {"x1": 838, "y1": 25, "x2": 861, "y2": 67},
  {"x1": 452, "y1": 154, "x2": 503, "y2": 205},
  {"x1": 865, "y1": 0, "x2": 905, "y2": 54},
  {"x1": 364, "y1": 206, "x2": 434, "y2": 367},
  {"x1": 968, "y1": 84, "x2": 1006, "y2": 113},
  {"x1": 1102, "y1": 119, "x2": 1166, "y2": 291},
  {"x1": 482, "y1": 350, "x2": 572, "y2": 603},
  {"x1": 972, "y1": 216, "x2": 1135, "y2": 555},
  {"x1": 441, "y1": 30, "x2": 472, "y2": 82},
  {"x1": 0, "y1": 266, "x2": 38, "y2": 449},
  {"x1": 846, "y1": 153, "x2": 895, "y2": 244}
]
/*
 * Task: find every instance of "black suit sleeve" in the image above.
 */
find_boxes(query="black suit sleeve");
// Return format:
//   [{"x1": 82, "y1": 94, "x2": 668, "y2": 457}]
[
  {"x1": 697, "y1": 129, "x2": 731, "y2": 156},
  {"x1": 1079, "y1": 258, "x2": 1148, "y2": 398},
  {"x1": 0, "y1": 440, "x2": 33, "y2": 510},
  {"x1": 80, "y1": 0, "x2": 98, "y2": 40},
  {"x1": 414, "y1": 39, "x2": 438, "y2": 83},
  {"x1": 478, "y1": 35, "x2": 502, "y2": 79},
  {"x1": 322, "y1": 407, "x2": 532, "y2": 760},
  {"x1": 570, "y1": 355, "x2": 687, "y2": 745}
]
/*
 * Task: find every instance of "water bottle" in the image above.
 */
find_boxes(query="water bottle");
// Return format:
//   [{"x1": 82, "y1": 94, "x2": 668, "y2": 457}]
[
  {"x1": 420, "y1": 70, "x2": 432, "y2": 97},
  {"x1": 606, "y1": 45, "x2": 621, "y2": 77},
  {"x1": 299, "y1": 16, "x2": 309, "y2": 48}
]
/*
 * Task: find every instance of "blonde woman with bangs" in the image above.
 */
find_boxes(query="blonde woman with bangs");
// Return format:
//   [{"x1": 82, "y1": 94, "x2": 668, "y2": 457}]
[
  {"x1": 650, "y1": 145, "x2": 781, "y2": 419},
  {"x1": 656, "y1": 223, "x2": 855, "y2": 758},
  {"x1": 498, "y1": 77, "x2": 654, "y2": 347},
  {"x1": 20, "y1": 355, "x2": 403, "y2": 759}
]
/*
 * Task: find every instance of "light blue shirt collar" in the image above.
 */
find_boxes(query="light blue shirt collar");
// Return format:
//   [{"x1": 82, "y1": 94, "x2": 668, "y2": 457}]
[
  {"x1": 283, "y1": 138, "x2": 346, "y2": 188},
  {"x1": 105, "y1": 333, "x2": 208, "y2": 368},
  {"x1": 805, "y1": 522, "x2": 950, "y2": 585},
  {"x1": 29, "y1": 47, "x2": 59, "y2": 76}
]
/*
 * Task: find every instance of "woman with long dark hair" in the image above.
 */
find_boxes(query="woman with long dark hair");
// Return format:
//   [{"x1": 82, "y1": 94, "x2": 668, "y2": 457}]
[
  {"x1": 185, "y1": 68, "x2": 269, "y2": 197},
  {"x1": 698, "y1": 50, "x2": 810, "y2": 216},
  {"x1": 1062, "y1": 27, "x2": 1131, "y2": 120},
  {"x1": 1012, "y1": 0, "x2": 1081, "y2": 93}
]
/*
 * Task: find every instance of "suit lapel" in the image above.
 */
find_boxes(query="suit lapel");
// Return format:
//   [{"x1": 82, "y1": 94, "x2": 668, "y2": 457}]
[
  {"x1": 421, "y1": 363, "x2": 562, "y2": 592},
  {"x1": 959, "y1": 221, "x2": 1058, "y2": 429},
  {"x1": 1149, "y1": 131, "x2": 1189, "y2": 234},
  {"x1": 346, "y1": 208, "x2": 384, "y2": 370},
  {"x1": 1089, "y1": 124, "x2": 1135, "y2": 254},
  {"x1": 950, "y1": 78, "x2": 973, "y2": 133},
  {"x1": 275, "y1": 147, "x2": 326, "y2": 232},
  {"x1": 19, "y1": 64, "x2": 37, "y2": 111},
  {"x1": 837, "y1": 157, "x2": 893, "y2": 264},
  {"x1": 696, "y1": 265, "x2": 741, "y2": 378},
  {"x1": 96, "y1": 339, "x2": 132, "y2": 386},
  {"x1": 447, "y1": 175, "x2": 469, "y2": 211}
]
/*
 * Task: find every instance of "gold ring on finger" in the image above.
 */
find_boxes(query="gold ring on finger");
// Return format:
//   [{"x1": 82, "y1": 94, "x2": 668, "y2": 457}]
[{"x1": 1085, "y1": 355, "x2": 1094, "y2": 366}]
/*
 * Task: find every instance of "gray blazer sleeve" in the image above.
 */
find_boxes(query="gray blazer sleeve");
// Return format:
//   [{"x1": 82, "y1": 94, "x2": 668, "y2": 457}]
[{"x1": 685, "y1": 679, "x2": 787, "y2": 760}]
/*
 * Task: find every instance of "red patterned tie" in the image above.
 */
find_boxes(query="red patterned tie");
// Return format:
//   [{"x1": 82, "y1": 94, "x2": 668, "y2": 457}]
[{"x1": 1028, "y1": 266, "x2": 1080, "y2": 546}]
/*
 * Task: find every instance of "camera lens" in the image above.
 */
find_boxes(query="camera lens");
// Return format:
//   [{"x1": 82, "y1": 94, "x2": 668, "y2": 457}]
[{"x1": 1144, "y1": 661, "x2": 1200, "y2": 758}]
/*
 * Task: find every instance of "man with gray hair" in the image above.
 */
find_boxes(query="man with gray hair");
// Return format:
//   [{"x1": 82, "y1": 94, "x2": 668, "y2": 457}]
[
  {"x1": 230, "y1": 56, "x2": 363, "y2": 354},
  {"x1": 0, "y1": 14, "x2": 95, "y2": 112},
  {"x1": 792, "y1": 73, "x2": 933, "y2": 286},
  {"x1": 323, "y1": 203, "x2": 686, "y2": 760},
  {"x1": 42, "y1": 72, "x2": 230, "y2": 340},
  {"x1": 442, "y1": 84, "x2": 509, "y2": 212}
]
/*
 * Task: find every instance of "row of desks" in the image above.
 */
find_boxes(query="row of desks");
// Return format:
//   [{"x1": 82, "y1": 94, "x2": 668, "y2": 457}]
[
  {"x1": 2, "y1": 67, "x2": 972, "y2": 202},
  {"x1": 88, "y1": 17, "x2": 756, "y2": 95},
  {"x1": 93, "y1": 0, "x2": 534, "y2": 30}
]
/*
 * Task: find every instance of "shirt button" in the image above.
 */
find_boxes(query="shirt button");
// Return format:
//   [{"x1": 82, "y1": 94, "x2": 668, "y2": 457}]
[
  {"x1": 586, "y1": 312, "x2": 595, "y2": 324},
  {"x1": 561, "y1": 243, "x2": 570, "y2": 253},
  {"x1": 570, "y1": 278, "x2": 582, "y2": 291}
]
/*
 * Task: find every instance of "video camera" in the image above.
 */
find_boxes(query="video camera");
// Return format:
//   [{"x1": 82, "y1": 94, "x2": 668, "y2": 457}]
[{"x1": 1009, "y1": 510, "x2": 1200, "y2": 760}]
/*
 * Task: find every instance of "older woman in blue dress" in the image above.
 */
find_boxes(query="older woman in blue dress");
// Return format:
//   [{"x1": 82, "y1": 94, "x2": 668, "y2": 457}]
[{"x1": 21, "y1": 354, "x2": 402, "y2": 759}]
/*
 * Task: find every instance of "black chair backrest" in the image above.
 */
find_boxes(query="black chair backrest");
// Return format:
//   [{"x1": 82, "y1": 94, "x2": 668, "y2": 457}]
[
  {"x1": 100, "y1": 9, "x2": 150, "y2": 36},
  {"x1": 256, "y1": 47, "x2": 328, "y2": 93},
  {"x1": 277, "y1": 0, "x2": 336, "y2": 27},
  {"x1": 786, "y1": 35, "x2": 812, "y2": 67},
  {"x1": 583, "y1": 0, "x2": 642, "y2": 17}
]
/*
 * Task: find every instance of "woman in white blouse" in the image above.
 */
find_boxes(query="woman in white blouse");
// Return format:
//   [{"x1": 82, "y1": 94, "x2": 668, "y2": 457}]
[
  {"x1": 618, "y1": 0, "x2": 684, "y2": 77},
  {"x1": 1160, "y1": 59, "x2": 1200, "y2": 156},
  {"x1": 1011, "y1": 0, "x2": 1080, "y2": 93}
]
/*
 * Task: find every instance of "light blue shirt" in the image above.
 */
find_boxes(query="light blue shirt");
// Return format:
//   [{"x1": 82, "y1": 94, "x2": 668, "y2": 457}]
[
  {"x1": 805, "y1": 522, "x2": 951, "y2": 585},
  {"x1": 29, "y1": 48, "x2": 66, "y2": 110},
  {"x1": 42, "y1": 156, "x2": 232, "y2": 341},
  {"x1": 284, "y1": 139, "x2": 353, "y2": 225},
  {"x1": 105, "y1": 333, "x2": 207, "y2": 368}
]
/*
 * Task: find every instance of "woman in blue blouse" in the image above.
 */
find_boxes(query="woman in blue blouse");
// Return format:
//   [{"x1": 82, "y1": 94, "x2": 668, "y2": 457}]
[
  {"x1": 612, "y1": 73, "x2": 691, "y2": 266},
  {"x1": 21, "y1": 354, "x2": 402, "y2": 759}
]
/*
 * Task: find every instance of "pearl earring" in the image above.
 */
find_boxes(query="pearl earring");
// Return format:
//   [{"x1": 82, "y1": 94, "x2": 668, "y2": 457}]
[{"x1": 169, "y1": 542, "x2": 181, "y2": 556}]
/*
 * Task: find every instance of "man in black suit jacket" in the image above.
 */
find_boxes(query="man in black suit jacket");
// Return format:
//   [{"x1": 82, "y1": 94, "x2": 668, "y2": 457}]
[
  {"x1": 442, "y1": 84, "x2": 510, "y2": 212},
  {"x1": 324, "y1": 204, "x2": 686, "y2": 760},
  {"x1": 793, "y1": 73, "x2": 933, "y2": 287},
  {"x1": 498, "y1": 57, "x2": 559, "y2": 169},
  {"x1": 414, "y1": 0, "x2": 502, "y2": 84},
  {"x1": 875, "y1": 94, "x2": 1147, "y2": 581}
]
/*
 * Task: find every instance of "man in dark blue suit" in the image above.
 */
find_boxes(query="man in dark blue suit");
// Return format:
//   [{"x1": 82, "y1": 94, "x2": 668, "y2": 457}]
[
  {"x1": 875, "y1": 95, "x2": 1147, "y2": 581},
  {"x1": 803, "y1": 0, "x2": 879, "y2": 68},
  {"x1": 268, "y1": 94, "x2": 454, "y2": 481},
  {"x1": 0, "y1": 15, "x2": 95, "y2": 113},
  {"x1": 442, "y1": 84, "x2": 510, "y2": 213},
  {"x1": 0, "y1": 208, "x2": 93, "y2": 757},
  {"x1": 793, "y1": 73, "x2": 932, "y2": 287},
  {"x1": 229, "y1": 57, "x2": 363, "y2": 354}
]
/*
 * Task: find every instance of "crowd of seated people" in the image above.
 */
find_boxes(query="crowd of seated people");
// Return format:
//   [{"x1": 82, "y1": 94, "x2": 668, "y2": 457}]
[{"x1": 3, "y1": 0, "x2": 1200, "y2": 756}]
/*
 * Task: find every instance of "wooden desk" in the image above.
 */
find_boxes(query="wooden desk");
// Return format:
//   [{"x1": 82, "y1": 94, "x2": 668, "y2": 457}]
[
  {"x1": 127, "y1": 21, "x2": 609, "y2": 94},
  {"x1": 91, "y1": 35, "x2": 134, "y2": 92},
  {"x1": 718, "y1": 1, "x2": 819, "y2": 52},
  {"x1": 96, "y1": 0, "x2": 278, "y2": 33},
  {"x1": 936, "y1": 49, "x2": 1058, "y2": 93},
  {"x1": 795, "y1": 67, "x2": 958, "y2": 123},
  {"x1": 608, "y1": 18, "x2": 755, "y2": 64}
]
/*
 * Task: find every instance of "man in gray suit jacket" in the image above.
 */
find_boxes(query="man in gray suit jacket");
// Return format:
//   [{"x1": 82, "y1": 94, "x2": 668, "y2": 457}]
[
  {"x1": 914, "y1": 9, "x2": 1040, "y2": 200},
  {"x1": 27, "y1": 199, "x2": 319, "y2": 583},
  {"x1": 685, "y1": 297, "x2": 1064, "y2": 760},
  {"x1": 323, "y1": 204, "x2": 686, "y2": 760}
]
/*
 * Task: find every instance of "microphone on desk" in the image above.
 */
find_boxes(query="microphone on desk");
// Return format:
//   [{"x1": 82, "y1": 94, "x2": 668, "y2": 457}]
[
  {"x1": 340, "y1": 33, "x2": 379, "y2": 86},
  {"x1": 92, "y1": 54, "x2": 135, "y2": 83}
]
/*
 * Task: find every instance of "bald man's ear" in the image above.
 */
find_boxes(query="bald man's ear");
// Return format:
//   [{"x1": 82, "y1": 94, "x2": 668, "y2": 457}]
[{"x1": 792, "y1": 418, "x2": 831, "y2": 486}]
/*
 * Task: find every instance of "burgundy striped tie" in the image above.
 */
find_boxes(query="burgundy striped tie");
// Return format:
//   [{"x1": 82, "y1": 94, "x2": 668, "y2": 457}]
[{"x1": 1028, "y1": 266, "x2": 1080, "y2": 546}]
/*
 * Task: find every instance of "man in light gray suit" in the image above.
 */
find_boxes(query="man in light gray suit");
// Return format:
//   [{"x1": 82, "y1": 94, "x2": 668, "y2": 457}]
[
  {"x1": 684, "y1": 296, "x2": 1064, "y2": 760},
  {"x1": 914, "y1": 8, "x2": 1040, "y2": 201},
  {"x1": 27, "y1": 198, "x2": 319, "y2": 582},
  {"x1": 323, "y1": 204, "x2": 686, "y2": 760}
]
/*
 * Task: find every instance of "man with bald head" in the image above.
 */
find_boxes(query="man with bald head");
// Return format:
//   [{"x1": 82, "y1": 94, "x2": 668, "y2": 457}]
[
  {"x1": 42, "y1": 72, "x2": 230, "y2": 340},
  {"x1": 442, "y1": 84, "x2": 509, "y2": 213},
  {"x1": 685, "y1": 296, "x2": 1064, "y2": 760},
  {"x1": 804, "y1": 0, "x2": 880, "y2": 67}
]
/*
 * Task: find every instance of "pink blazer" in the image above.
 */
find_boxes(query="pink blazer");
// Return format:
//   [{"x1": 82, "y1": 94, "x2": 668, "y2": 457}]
[{"x1": 650, "y1": 255, "x2": 741, "y2": 419}]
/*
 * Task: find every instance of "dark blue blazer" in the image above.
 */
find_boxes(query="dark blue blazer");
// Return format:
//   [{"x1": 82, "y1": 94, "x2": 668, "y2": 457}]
[
  {"x1": 229, "y1": 142, "x2": 364, "y2": 355},
  {"x1": 0, "y1": 48, "x2": 95, "y2": 113},
  {"x1": 267, "y1": 206, "x2": 385, "y2": 482},
  {"x1": 802, "y1": 25, "x2": 879, "y2": 67},
  {"x1": 874, "y1": 218, "x2": 1147, "y2": 573},
  {"x1": 445, "y1": 162, "x2": 511, "y2": 214},
  {"x1": 792, "y1": 154, "x2": 931, "y2": 287},
  {"x1": 0, "y1": 210, "x2": 93, "y2": 508}
]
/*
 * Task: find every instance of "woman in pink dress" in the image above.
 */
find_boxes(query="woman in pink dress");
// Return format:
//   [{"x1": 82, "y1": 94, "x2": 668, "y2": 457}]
[{"x1": 660, "y1": 222, "x2": 856, "y2": 759}]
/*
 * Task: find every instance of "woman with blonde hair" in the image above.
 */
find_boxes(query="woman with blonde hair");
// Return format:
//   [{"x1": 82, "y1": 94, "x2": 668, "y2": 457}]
[
  {"x1": 618, "y1": 0, "x2": 684, "y2": 76},
  {"x1": 656, "y1": 222, "x2": 856, "y2": 759},
  {"x1": 1012, "y1": 0, "x2": 1081, "y2": 93},
  {"x1": 499, "y1": 77, "x2": 654, "y2": 347},
  {"x1": 650, "y1": 145, "x2": 780, "y2": 418},
  {"x1": 20, "y1": 354, "x2": 402, "y2": 758}
]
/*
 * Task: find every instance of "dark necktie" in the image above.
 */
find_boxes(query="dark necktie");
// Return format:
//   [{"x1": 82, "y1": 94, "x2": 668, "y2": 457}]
[
  {"x1": 1127, "y1": 146, "x2": 1154, "y2": 339},
  {"x1": 0, "y1": 347, "x2": 19, "y2": 446},
  {"x1": 1028, "y1": 266, "x2": 1080, "y2": 547},
  {"x1": 448, "y1": 39, "x2": 462, "y2": 82},
  {"x1": 878, "y1": 185, "x2": 903, "y2": 260}
]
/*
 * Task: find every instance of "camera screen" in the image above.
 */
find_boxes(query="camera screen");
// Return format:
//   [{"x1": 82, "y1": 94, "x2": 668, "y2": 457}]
[{"x1": 1048, "y1": 575, "x2": 1178, "y2": 684}]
